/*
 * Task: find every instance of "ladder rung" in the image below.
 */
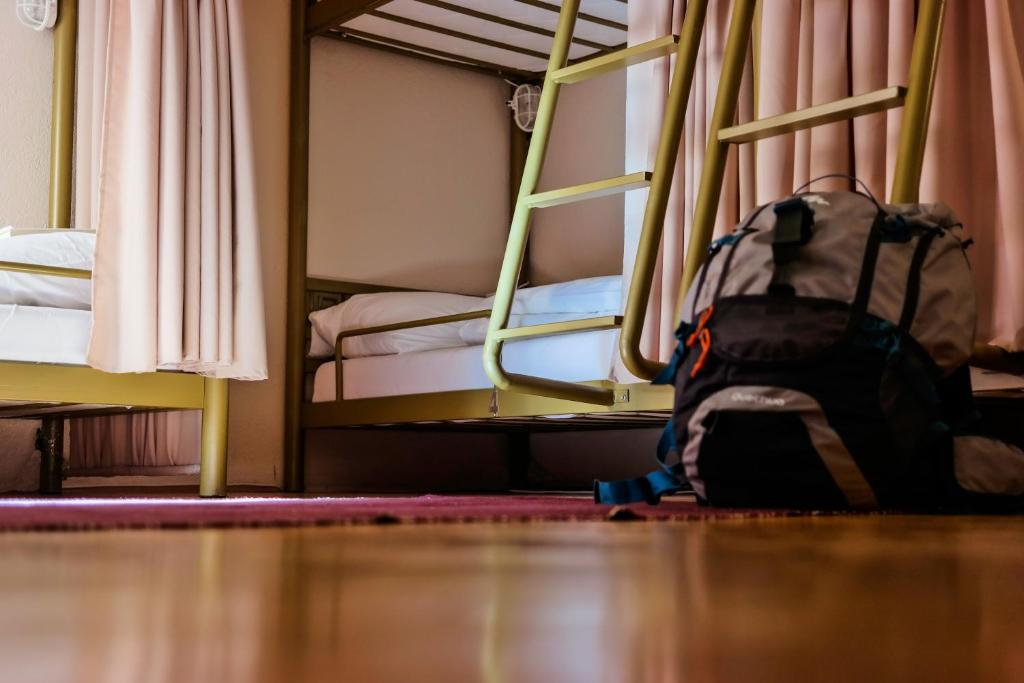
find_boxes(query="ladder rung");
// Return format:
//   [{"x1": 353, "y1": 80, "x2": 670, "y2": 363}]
[
  {"x1": 551, "y1": 35, "x2": 680, "y2": 84},
  {"x1": 524, "y1": 172, "x2": 652, "y2": 209},
  {"x1": 493, "y1": 315, "x2": 622, "y2": 341},
  {"x1": 719, "y1": 86, "x2": 908, "y2": 144}
]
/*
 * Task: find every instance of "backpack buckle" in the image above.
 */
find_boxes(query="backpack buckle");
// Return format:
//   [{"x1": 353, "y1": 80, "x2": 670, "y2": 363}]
[{"x1": 772, "y1": 198, "x2": 814, "y2": 265}]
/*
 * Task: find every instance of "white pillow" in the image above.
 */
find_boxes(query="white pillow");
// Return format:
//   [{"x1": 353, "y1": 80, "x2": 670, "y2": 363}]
[
  {"x1": 0, "y1": 230, "x2": 94, "y2": 310},
  {"x1": 485, "y1": 275, "x2": 623, "y2": 315},
  {"x1": 308, "y1": 291, "x2": 487, "y2": 359}
]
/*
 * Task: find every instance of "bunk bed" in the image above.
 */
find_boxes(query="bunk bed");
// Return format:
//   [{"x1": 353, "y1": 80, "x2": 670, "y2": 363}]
[
  {"x1": 286, "y1": 0, "x2": 705, "y2": 492},
  {"x1": 0, "y1": 0, "x2": 229, "y2": 497},
  {"x1": 287, "y1": 0, "x2": 1021, "y2": 493}
]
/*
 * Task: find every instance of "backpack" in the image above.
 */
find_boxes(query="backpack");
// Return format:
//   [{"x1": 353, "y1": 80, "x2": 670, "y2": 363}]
[{"x1": 597, "y1": 181, "x2": 1024, "y2": 511}]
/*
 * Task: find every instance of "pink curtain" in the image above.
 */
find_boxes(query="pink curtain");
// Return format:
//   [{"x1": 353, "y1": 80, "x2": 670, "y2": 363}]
[
  {"x1": 625, "y1": 0, "x2": 1024, "y2": 363},
  {"x1": 76, "y1": 0, "x2": 267, "y2": 378},
  {"x1": 71, "y1": 1, "x2": 268, "y2": 471},
  {"x1": 68, "y1": 412, "x2": 201, "y2": 475}
]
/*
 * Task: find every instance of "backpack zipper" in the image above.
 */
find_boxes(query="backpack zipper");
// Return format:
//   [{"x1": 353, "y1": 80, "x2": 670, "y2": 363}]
[{"x1": 685, "y1": 305, "x2": 715, "y2": 378}]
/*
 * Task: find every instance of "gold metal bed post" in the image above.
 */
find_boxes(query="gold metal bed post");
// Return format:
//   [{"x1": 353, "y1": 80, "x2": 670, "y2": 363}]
[
  {"x1": 37, "y1": 0, "x2": 78, "y2": 491},
  {"x1": 284, "y1": 0, "x2": 313, "y2": 492},
  {"x1": 199, "y1": 376, "x2": 229, "y2": 497},
  {"x1": 619, "y1": 0, "x2": 708, "y2": 381},
  {"x1": 48, "y1": 0, "x2": 76, "y2": 230},
  {"x1": 890, "y1": 0, "x2": 946, "y2": 204}
]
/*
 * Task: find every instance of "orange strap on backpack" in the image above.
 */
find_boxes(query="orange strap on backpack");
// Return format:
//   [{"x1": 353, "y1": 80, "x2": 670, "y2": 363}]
[{"x1": 685, "y1": 305, "x2": 714, "y2": 378}]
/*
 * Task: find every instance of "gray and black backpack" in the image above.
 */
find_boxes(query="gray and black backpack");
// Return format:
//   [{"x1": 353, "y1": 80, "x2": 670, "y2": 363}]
[{"x1": 597, "y1": 180, "x2": 1024, "y2": 511}]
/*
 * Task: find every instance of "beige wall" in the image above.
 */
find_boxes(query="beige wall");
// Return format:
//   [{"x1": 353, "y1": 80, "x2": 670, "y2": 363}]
[
  {"x1": 226, "y1": 0, "x2": 291, "y2": 486},
  {"x1": 305, "y1": 38, "x2": 625, "y2": 293},
  {"x1": 307, "y1": 39, "x2": 510, "y2": 296},
  {"x1": 530, "y1": 70, "x2": 626, "y2": 285},
  {"x1": 0, "y1": 13, "x2": 52, "y2": 228},
  {"x1": 0, "y1": 13, "x2": 55, "y2": 489}
]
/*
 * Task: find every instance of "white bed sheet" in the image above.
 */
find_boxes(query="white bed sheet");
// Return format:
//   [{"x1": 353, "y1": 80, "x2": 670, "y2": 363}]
[
  {"x1": 313, "y1": 329, "x2": 620, "y2": 401},
  {"x1": 0, "y1": 304, "x2": 91, "y2": 365},
  {"x1": 971, "y1": 367, "x2": 1024, "y2": 392}
]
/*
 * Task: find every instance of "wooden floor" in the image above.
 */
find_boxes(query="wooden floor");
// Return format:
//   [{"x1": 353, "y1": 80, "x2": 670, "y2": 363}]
[{"x1": 2, "y1": 515, "x2": 1023, "y2": 682}]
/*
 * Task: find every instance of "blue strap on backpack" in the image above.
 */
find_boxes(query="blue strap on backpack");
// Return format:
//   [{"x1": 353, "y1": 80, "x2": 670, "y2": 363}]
[{"x1": 593, "y1": 339, "x2": 692, "y2": 506}]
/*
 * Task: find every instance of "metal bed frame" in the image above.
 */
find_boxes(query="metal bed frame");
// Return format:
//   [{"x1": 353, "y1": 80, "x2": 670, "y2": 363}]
[
  {"x1": 0, "y1": 0, "x2": 229, "y2": 497},
  {"x1": 287, "y1": 0, "x2": 698, "y2": 492},
  {"x1": 286, "y1": 0, "x2": 1021, "y2": 493}
]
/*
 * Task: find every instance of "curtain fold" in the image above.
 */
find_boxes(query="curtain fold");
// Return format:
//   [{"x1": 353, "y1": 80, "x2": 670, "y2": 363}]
[
  {"x1": 78, "y1": 0, "x2": 267, "y2": 379},
  {"x1": 68, "y1": 411, "x2": 202, "y2": 474},
  {"x1": 71, "y1": 0, "x2": 267, "y2": 473},
  {"x1": 625, "y1": 0, "x2": 1024, "y2": 363}
]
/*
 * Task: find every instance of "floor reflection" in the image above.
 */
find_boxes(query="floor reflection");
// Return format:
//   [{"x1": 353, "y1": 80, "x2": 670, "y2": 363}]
[{"x1": 0, "y1": 516, "x2": 1022, "y2": 682}]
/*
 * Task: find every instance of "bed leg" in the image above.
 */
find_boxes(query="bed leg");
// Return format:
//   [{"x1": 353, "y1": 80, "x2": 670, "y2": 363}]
[
  {"x1": 38, "y1": 416, "x2": 64, "y2": 495},
  {"x1": 199, "y1": 378, "x2": 229, "y2": 498}
]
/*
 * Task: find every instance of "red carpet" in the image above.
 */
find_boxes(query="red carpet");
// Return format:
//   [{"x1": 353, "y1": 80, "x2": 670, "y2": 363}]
[{"x1": 0, "y1": 494, "x2": 811, "y2": 531}]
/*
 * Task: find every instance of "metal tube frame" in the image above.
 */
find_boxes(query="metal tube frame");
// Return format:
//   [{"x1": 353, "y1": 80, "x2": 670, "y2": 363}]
[
  {"x1": 510, "y1": 0, "x2": 626, "y2": 32},
  {"x1": 330, "y1": 28, "x2": 535, "y2": 80},
  {"x1": 482, "y1": 0, "x2": 610, "y2": 405},
  {"x1": 890, "y1": 0, "x2": 946, "y2": 204},
  {"x1": 38, "y1": 416, "x2": 64, "y2": 494},
  {"x1": 482, "y1": 0, "x2": 712, "y2": 399},
  {"x1": 678, "y1": 0, "x2": 758, "y2": 302},
  {"x1": 619, "y1": 0, "x2": 709, "y2": 380},
  {"x1": 285, "y1": 0, "x2": 313, "y2": 492},
  {"x1": 0, "y1": 261, "x2": 91, "y2": 279},
  {"x1": 332, "y1": 310, "x2": 492, "y2": 400},
  {"x1": 200, "y1": 378, "x2": 230, "y2": 497},
  {"x1": 411, "y1": 0, "x2": 615, "y2": 52},
  {"x1": 48, "y1": 0, "x2": 76, "y2": 229},
  {"x1": 369, "y1": 9, "x2": 550, "y2": 61}
]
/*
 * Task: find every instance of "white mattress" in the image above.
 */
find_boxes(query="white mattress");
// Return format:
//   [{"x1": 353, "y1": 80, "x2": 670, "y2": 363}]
[
  {"x1": 313, "y1": 329, "x2": 620, "y2": 401},
  {"x1": 0, "y1": 304, "x2": 91, "y2": 365}
]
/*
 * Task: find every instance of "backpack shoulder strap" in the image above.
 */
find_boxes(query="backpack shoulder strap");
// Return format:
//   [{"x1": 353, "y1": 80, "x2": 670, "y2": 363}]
[{"x1": 594, "y1": 422, "x2": 691, "y2": 505}]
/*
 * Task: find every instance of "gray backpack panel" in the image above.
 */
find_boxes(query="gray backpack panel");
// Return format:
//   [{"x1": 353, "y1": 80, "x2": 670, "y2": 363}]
[{"x1": 684, "y1": 191, "x2": 974, "y2": 373}]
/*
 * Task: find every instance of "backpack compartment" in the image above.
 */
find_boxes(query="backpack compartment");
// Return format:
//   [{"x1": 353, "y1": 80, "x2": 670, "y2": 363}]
[
  {"x1": 684, "y1": 193, "x2": 974, "y2": 374},
  {"x1": 683, "y1": 387, "x2": 871, "y2": 509},
  {"x1": 674, "y1": 297, "x2": 948, "y2": 510}
]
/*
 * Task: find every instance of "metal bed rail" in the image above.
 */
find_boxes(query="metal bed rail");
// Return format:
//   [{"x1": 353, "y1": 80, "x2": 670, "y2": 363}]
[
  {"x1": 332, "y1": 309, "x2": 492, "y2": 401},
  {"x1": 0, "y1": 262, "x2": 91, "y2": 279}
]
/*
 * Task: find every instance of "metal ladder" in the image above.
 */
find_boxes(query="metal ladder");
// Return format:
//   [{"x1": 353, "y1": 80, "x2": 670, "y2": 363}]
[
  {"x1": 483, "y1": 0, "x2": 710, "y2": 406},
  {"x1": 679, "y1": 0, "x2": 947, "y2": 306}
]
